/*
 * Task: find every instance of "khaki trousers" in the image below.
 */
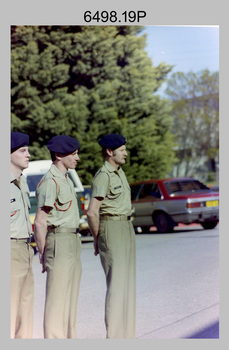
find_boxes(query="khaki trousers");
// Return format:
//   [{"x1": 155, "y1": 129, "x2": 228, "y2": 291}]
[
  {"x1": 98, "y1": 219, "x2": 136, "y2": 338},
  {"x1": 44, "y1": 232, "x2": 82, "y2": 339},
  {"x1": 11, "y1": 240, "x2": 34, "y2": 339}
]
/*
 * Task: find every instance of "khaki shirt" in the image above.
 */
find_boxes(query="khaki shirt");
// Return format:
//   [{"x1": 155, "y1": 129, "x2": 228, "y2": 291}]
[
  {"x1": 36, "y1": 164, "x2": 80, "y2": 228},
  {"x1": 10, "y1": 173, "x2": 32, "y2": 239},
  {"x1": 91, "y1": 161, "x2": 132, "y2": 216}
]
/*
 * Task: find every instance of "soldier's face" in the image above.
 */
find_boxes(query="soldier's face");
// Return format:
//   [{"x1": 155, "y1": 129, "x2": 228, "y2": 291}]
[
  {"x1": 112, "y1": 145, "x2": 127, "y2": 165},
  {"x1": 11, "y1": 146, "x2": 30, "y2": 171},
  {"x1": 60, "y1": 150, "x2": 80, "y2": 170}
]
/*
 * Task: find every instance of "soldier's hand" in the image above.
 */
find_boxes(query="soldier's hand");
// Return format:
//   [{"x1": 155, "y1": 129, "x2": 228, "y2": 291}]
[
  {"x1": 39, "y1": 252, "x2": 46, "y2": 273},
  {"x1": 93, "y1": 236, "x2": 99, "y2": 256}
]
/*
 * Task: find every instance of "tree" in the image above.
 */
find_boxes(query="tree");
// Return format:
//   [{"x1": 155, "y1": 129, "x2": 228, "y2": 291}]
[
  {"x1": 11, "y1": 25, "x2": 176, "y2": 184},
  {"x1": 165, "y1": 70, "x2": 219, "y2": 181}
]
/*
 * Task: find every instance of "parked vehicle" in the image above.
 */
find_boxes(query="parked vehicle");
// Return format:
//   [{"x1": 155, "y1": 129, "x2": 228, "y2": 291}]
[
  {"x1": 130, "y1": 177, "x2": 219, "y2": 233},
  {"x1": 23, "y1": 160, "x2": 88, "y2": 249},
  {"x1": 81, "y1": 185, "x2": 92, "y2": 210},
  {"x1": 79, "y1": 185, "x2": 92, "y2": 236}
]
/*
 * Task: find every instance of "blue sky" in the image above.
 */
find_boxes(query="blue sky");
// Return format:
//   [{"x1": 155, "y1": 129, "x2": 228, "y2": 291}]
[{"x1": 142, "y1": 26, "x2": 219, "y2": 94}]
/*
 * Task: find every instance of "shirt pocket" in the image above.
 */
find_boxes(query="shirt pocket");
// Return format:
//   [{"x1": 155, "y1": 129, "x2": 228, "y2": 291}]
[
  {"x1": 55, "y1": 189, "x2": 73, "y2": 211},
  {"x1": 10, "y1": 198, "x2": 20, "y2": 218},
  {"x1": 106, "y1": 183, "x2": 123, "y2": 200}
]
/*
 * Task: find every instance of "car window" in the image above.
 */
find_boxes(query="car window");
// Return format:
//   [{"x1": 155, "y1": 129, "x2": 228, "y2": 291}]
[
  {"x1": 131, "y1": 185, "x2": 141, "y2": 200},
  {"x1": 165, "y1": 180, "x2": 209, "y2": 195},
  {"x1": 139, "y1": 183, "x2": 161, "y2": 199}
]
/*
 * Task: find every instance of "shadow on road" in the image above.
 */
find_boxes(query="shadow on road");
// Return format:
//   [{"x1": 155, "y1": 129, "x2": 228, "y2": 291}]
[
  {"x1": 185, "y1": 321, "x2": 219, "y2": 339},
  {"x1": 135, "y1": 228, "x2": 204, "y2": 235}
]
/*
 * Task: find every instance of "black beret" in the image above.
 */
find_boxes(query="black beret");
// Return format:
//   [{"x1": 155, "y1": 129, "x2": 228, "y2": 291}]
[
  {"x1": 11, "y1": 131, "x2": 29, "y2": 153},
  {"x1": 47, "y1": 135, "x2": 80, "y2": 153},
  {"x1": 98, "y1": 134, "x2": 127, "y2": 150}
]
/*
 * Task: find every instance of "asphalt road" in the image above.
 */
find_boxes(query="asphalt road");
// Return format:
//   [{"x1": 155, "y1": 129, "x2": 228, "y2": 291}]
[{"x1": 32, "y1": 224, "x2": 219, "y2": 339}]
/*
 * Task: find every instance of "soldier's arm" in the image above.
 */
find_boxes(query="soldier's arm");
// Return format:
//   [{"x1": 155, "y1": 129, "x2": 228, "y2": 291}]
[
  {"x1": 87, "y1": 197, "x2": 103, "y2": 256},
  {"x1": 87, "y1": 197, "x2": 103, "y2": 237},
  {"x1": 34, "y1": 206, "x2": 51, "y2": 272}
]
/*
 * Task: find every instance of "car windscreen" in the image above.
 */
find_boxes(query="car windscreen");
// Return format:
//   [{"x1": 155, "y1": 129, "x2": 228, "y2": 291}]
[
  {"x1": 26, "y1": 175, "x2": 44, "y2": 192},
  {"x1": 165, "y1": 180, "x2": 209, "y2": 195}
]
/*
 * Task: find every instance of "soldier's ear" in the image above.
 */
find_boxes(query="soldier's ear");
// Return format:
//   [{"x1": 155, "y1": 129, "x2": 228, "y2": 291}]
[
  {"x1": 106, "y1": 148, "x2": 114, "y2": 157},
  {"x1": 55, "y1": 152, "x2": 63, "y2": 161}
]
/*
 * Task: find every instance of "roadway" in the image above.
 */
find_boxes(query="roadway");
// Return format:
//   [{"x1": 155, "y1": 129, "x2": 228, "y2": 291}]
[{"x1": 32, "y1": 224, "x2": 219, "y2": 339}]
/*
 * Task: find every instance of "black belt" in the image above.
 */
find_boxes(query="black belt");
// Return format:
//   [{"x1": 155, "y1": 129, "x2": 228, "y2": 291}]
[
  {"x1": 47, "y1": 227, "x2": 79, "y2": 234},
  {"x1": 100, "y1": 215, "x2": 131, "y2": 221},
  {"x1": 11, "y1": 237, "x2": 31, "y2": 243}
]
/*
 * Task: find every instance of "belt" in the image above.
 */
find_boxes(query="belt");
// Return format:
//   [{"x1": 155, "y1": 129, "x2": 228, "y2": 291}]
[
  {"x1": 47, "y1": 227, "x2": 79, "y2": 234},
  {"x1": 100, "y1": 215, "x2": 131, "y2": 221},
  {"x1": 11, "y1": 237, "x2": 31, "y2": 243}
]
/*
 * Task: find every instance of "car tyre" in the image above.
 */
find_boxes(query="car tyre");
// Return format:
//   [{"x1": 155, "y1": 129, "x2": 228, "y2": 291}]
[
  {"x1": 154, "y1": 212, "x2": 174, "y2": 233},
  {"x1": 201, "y1": 221, "x2": 218, "y2": 230}
]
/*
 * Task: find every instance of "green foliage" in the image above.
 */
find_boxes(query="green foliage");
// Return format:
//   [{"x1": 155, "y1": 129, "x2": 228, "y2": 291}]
[
  {"x1": 11, "y1": 25, "x2": 175, "y2": 184},
  {"x1": 166, "y1": 70, "x2": 219, "y2": 178}
]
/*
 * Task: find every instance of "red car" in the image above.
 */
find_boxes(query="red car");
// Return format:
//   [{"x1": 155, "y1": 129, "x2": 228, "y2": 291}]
[{"x1": 130, "y1": 178, "x2": 219, "y2": 233}]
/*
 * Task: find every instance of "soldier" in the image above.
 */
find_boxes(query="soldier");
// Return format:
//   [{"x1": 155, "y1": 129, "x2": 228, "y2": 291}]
[
  {"x1": 87, "y1": 133, "x2": 136, "y2": 339},
  {"x1": 34, "y1": 135, "x2": 82, "y2": 339},
  {"x1": 10, "y1": 131, "x2": 34, "y2": 338}
]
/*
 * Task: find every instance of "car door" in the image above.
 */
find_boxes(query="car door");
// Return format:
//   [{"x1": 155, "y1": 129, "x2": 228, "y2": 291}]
[{"x1": 132, "y1": 182, "x2": 162, "y2": 226}]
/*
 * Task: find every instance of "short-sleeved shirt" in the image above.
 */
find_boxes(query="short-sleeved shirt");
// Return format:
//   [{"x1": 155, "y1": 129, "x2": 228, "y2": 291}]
[
  {"x1": 91, "y1": 161, "x2": 132, "y2": 216},
  {"x1": 10, "y1": 173, "x2": 32, "y2": 239},
  {"x1": 36, "y1": 164, "x2": 80, "y2": 228}
]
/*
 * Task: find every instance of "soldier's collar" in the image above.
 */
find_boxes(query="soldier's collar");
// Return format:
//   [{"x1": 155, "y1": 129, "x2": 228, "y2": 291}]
[
  {"x1": 104, "y1": 160, "x2": 120, "y2": 173},
  {"x1": 50, "y1": 164, "x2": 68, "y2": 178},
  {"x1": 10, "y1": 172, "x2": 23, "y2": 183}
]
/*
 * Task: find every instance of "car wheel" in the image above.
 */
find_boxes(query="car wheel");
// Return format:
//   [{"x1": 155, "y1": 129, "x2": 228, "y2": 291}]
[
  {"x1": 154, "y1": 212, "x2": 173, "y2": 233},
  {"x1": 201, "y1": 221, "x2": 218, "y2": 230}
]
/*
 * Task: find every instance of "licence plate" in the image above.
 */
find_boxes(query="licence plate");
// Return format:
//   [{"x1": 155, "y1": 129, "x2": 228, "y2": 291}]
[{"x1": 206, "y1": 200, "x2": 219, "y2": 207}]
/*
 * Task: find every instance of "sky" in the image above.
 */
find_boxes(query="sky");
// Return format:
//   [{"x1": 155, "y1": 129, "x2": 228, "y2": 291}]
[{"x1": 142, "y1": 25, "x2": 219, "y2": 95}]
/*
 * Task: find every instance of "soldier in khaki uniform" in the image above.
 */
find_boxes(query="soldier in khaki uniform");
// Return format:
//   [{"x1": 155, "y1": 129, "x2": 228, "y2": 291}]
[
  {"x1": 34, "y1": 135, "x2": 82, "y2": 339},
  {"x1": 87, "y1": 134, "x2": 136, "y2": 339},
  {"x1": 10, "y1": 132, "x2": 34, "y2": 338}
]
